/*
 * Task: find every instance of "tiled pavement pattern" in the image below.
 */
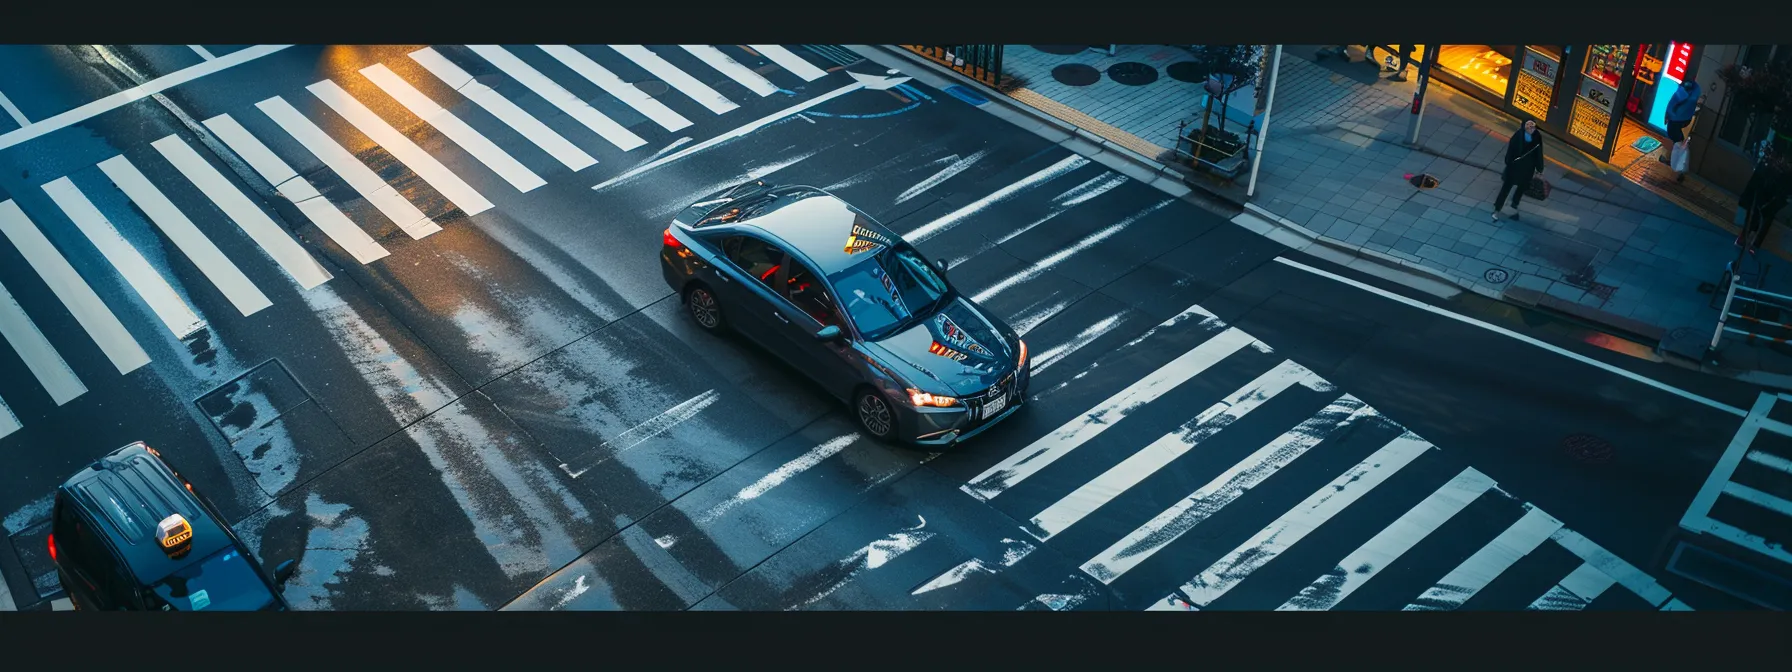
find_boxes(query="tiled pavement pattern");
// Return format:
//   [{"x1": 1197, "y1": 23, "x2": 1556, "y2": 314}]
[
  {"x1": 1000, "y1": 45, "x2": 1257, "y2": 158},
  {"x1": 1249, "y1": 46, "x2": 1792, "y2": 338}
]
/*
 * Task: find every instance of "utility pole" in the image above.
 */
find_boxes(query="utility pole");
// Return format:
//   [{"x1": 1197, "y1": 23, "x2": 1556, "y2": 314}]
[
  {"x1": 1246, "y1": 45, "x2": 1282, "y2": 199},
  {"x1": 1406, "y1": 45, "x2": 1438, "y2": 144}
]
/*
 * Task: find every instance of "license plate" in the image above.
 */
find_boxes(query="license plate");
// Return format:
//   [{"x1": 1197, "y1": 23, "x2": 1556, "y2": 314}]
[{"x1": 981, "y1": 394, "x2": 1008, "y2": 419}]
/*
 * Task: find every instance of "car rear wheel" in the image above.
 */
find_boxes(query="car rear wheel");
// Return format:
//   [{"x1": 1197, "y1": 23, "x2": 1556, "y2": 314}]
[
  {"x1": 854, "y1": 388, "x2": 897, "y2": 441},
  {"x1": 685, "y1": 284, "x2": 726, "y2": 332}
]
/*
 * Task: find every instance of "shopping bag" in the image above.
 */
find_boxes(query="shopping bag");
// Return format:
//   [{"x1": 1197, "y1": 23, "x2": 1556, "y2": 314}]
[
  {"x1": 1526, "y1": 177, "x2": 1551, "y2": 201},
  {"x1": 1671, "y1": 140, "x2": 1690, "y2": 172}
]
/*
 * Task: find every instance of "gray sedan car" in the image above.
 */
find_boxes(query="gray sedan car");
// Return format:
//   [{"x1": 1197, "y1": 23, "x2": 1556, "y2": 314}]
[{"x1": 660, "y1": 181, "x2": 1030, "y2": 447}]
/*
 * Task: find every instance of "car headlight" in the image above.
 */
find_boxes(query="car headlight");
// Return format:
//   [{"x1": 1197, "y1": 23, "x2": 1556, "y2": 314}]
[{"x1": 908, "y1": 389, "x2": 960, "y2": 407}]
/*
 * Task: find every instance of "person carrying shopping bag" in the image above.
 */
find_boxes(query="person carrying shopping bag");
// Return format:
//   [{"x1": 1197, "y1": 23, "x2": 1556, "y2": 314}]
[
  {"x1": 1662, "y1": 79, "x2": 1702, "y2": 182},
  {"x1": 1492, "y1": 119, "x2": 1546, "y2": 221}
]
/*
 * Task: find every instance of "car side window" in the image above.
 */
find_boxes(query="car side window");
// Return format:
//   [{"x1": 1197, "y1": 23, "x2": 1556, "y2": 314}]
[
  {"x1": 62, "y1": 511, "x2": 118, "y2": 608},
  {"x1": 781, "y1": 258, "x2": 842, "y2": 328},
  {"x1": 721, "y1": 236, "x2": 785, "y2": 289}
]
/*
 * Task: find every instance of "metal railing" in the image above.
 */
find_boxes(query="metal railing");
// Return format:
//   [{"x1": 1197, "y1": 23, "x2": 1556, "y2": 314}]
[
  {"x1": 901, "y1": 45, "x2": 1005, "y2": 89},
  {"x1": 1711, "y1": 276, "x2": 1792, "y2": 350}
]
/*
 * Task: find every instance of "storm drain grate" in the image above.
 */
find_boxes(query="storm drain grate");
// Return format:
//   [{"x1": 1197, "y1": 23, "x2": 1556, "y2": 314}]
[{"x1": 1564, "y1": 433, "x2": 1615, "y2": 464}]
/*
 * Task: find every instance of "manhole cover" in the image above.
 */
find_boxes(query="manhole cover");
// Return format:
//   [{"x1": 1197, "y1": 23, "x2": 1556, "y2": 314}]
[
  {"x1": 1484, "y1": 268, "x2": 1511, "y2": 284},
  {"x1": 1031, "y1": 45, "x2": 1086, "y2": 56},
  {"x1": 1052, "y1": 63, "x2": 1100, "y2": 87},
  {"x1": 1563, "y1": 434, "x2": 1615, "y2": 464},
  {"x1": 1106, "y1": 62, "x2": 1159, "y2": 86},
  {"x1": 1166, "y1": 61, "x2": 1207, "y2": 83}
]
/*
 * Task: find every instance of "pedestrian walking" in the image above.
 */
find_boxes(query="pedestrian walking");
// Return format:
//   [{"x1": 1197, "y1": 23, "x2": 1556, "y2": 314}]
[
  {"x1": 1492, "y1": 120, "x2": 1546, "y2": 221},
  {"x1": 1739, "y1": 161, "x2": 1791, "y2": 253},
  {"x1": 1660, "y1": 78, "x2": 1702, "y2": 182},
  {"x1": 1389, "y1": 45, "x2": 1416, "y2": 81}
]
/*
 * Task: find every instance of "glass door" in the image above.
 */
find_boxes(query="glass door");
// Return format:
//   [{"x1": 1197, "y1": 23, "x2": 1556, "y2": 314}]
[
  {"x1": 1570, "y1": 44, "x2": 1631, "y2": 148},
  {"x1": 1512, "y1": 45, "x2": 1563, "y2": 122}
]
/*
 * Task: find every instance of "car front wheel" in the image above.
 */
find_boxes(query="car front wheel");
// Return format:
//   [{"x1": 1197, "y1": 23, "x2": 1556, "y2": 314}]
[
  {"x1": 855, "y1": 388, "x2": 898, "y2": 441},
  {"x1": 685, "y1": 284, "x2": 727, "y2": 332}
]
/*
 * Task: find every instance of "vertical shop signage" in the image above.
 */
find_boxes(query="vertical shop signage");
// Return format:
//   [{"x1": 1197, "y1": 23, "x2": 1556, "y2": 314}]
[
  {"x1": 1647, "y1": 42, "x2": 1695, "y2": 130},
  {"x1": 1571, "y1": 45, "x2": 1629, "y2": 147},
  {"x1": 1512, "y1": 47, "x2": 1559, "y2": 120}
]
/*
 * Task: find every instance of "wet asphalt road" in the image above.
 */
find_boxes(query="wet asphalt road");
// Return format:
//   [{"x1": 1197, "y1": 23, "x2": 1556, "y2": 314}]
[{"x1": 0, "y1": 45, "x2": 1767, "y2": 611}]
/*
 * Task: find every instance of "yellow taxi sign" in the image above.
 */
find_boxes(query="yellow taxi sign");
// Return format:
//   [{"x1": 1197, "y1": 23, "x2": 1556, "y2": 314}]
[{"x1": 157, "y1": 514, "x2": 193, "y2": 552}]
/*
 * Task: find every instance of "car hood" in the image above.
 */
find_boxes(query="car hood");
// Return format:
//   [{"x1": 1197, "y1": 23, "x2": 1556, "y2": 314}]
[{"x1": 870, "y1": 297, "x2": 1018, "y2": 396}]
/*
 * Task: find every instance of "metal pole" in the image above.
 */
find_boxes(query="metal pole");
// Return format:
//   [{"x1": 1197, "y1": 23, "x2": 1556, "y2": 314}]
[
  {"x1": 1246, "y1": 44, "x2": 1282, "y2": 199},
  {"x1": 1406, "y1": 45, "x2": 1437, "y2": 144},
  {"x1": 1712, "y1": 272, "x2": 1742, "y2": 350}
]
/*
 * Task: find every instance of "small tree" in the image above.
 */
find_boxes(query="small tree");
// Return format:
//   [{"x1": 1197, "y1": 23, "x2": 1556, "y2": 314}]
[{"x1": 1186, "y1": 45, "x2": 1261, "y2": 162}]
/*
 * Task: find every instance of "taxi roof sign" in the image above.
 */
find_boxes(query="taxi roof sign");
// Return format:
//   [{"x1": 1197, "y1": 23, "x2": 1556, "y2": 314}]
[{"x1": 157, "y1": 514, "x2": 193, "y2": 554}]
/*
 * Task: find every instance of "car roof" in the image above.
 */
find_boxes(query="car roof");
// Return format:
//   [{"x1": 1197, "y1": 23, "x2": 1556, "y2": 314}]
[
  {"x1": 726, "y1": 188, "x2": 904, "y2": 277},
  {"x1": 57, "y1": 443, "x2": 233, "y2": 584}
]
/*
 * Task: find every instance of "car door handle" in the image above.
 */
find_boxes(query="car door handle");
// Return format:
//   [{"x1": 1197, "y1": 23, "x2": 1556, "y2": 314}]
[
  {"x1": 772, "y1": 312, "x2": 789, "y2": 324},
  {"x1": 716, "y1": 272, "x2": 732, "y2": 283}
]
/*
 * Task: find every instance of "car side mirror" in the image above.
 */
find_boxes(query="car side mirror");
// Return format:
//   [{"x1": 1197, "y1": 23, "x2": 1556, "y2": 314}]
[
  {"x1": 814, "y1": 325, "x2": 844, "y2": 342},
  {"x1": 933, "y1": 258, "x2": 949, "y2": 273},
  {"x1": 274, "y1": 559, "x2": 297, "y2": 586}
]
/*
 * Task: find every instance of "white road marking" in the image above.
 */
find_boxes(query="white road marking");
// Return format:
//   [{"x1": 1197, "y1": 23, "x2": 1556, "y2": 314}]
[
  {"x1": 50, "y1": 597, "x2": 73, "y2": 611},
  {"x1": 1528, "y1": 563, "x2": 1616, "y2": 610},
  {"x1": 911, "y1": 538, "x2": 1035, "y2": 595},
  {"x1": 561, "y1": 390, "x2": 721, "y2": 478},
  {"x1": 0, "y1": 88, "x2": 28, "y2": 127},
  {"x1": 1722, "y1": 480, "x2": 1792, "y2": 517},
  {"x1": 1273, "y1": 256, "x2": 1747, "y2": 418},
  {"x1": 41, "y1": 177, "x2": 207, "y2": 337},
  {"x1": 1747, "y1": 449, "x2": 1792, "y2": 475},
  {"x1": 187, "y1": 45, "x2": 216, "y2": 61},
  {"x1": 1279, "y1": 467, "x2": 1496, "y2": 611},
  {"x1": 590, "y1": 73, "x2": 909, "y2": 191},
  {"x1": 895, "y1": 149, "x2": 988, "y2": 204},
  {"x1": 698, "y1": 432, "x2": 858, "y2": 523},
  {"x1": 307, "y1": 79, "x2": 495, "y2": 215},
  {"x1": 0, "y1": 200, "x2": 149, "y2": 374},
  {"x1": 538, "y1": 46, "x2": 692, "y2": 132},
  {"x1": 466, "y1": 45, "x2": 646, "y2": 152},
  {"x1": 972, "y1": 198, "x2": 1172, "y2": 303},
  {"x1": 0, "y1": 279, "x2": 86, "y2": 404},
  {"x1": 0, "y1": 394, "x2": 17, "y2": 439},
  {"x1": 1083, "y1": 398, "x2": 1374, "y2": 584},
  {"x1": 1010, "y1": 296, "x2": 1072, "y2": 336},
  {"x1": 96, "y1": 154, "x2": 273, "y2": 316},
  {"x1": 1680, "y1": 392, "x2": 1784, "y2": 563},
  {"x1": 793, "y1": 516, "x2": 932, "y2": 609},
  {"x1": 1548, "y1": 528, "x2": 1673, "y2": 606},
  {"x1": 680, "y1": 45, "x2": 778, "y2": 97},
  {"x1": 254, "y1": 96, "x2": 443, "y2": 240},
  {"x1": 609, "y1": 45, "x2": 739, "y2": 115},
  {"x1": 1161, "y1": 432, "x2": 1436, "y2": 610},
  {"x1": 202, "y1": 113, "x2": 391, "y2": 264},
  {"x1": 0, "y1": 45, "x2": 290, "y2": 152},
  {"x1": 408, "y1": 47, "x2": 597, "y2": 171},
  {"x1": 902, "y1": 155, "x2": 1090, "y2": 243},
  {"x1": 151, "y1": 135, "x2": 333, "y2": 289},
  {"x1": 1403, "y1": 505, "x2": 1563, "y2": 611},
  {"x1": 1661, "y1": 597, "x2": 1694, "y2": 611},
  {"x1": 1028, "y1": 360, "x2": 1326, "y2": 541},
  {"x1": 749, "y1": 45, "x2": 828, "y2": 81},
  {"x1": 359, "y1": 64, "x2": 547, "y2": 193},
  {"x1": 1032, "y1": 313, "x2": 1124, "y2": 374},
  {"x1": 962, "y1": 319, "x2": 1248, "y2": 502}
]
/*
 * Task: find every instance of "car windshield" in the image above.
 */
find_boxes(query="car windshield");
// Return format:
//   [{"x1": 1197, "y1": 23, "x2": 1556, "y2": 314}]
[
  {"x1": 146, "y1": 546, "x2": 277, "y2": 611},
  {"x1": 830, "y1": 245, "x2": 950, "y2": 340}
]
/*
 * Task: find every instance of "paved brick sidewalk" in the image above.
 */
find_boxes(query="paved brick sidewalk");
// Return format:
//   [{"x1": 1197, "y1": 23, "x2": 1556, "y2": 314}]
[{"x1": 1250, "y1": 46, "x2": 1792, "y2": 343}]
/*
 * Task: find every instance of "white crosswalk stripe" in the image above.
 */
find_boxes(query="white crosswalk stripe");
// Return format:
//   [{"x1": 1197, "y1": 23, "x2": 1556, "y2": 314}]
[
  {"x1": 254, "y1": 96, "x2": 443, "y2": 240},
  {"x1": 202, "y1": 113, "x2": 392, "y2": 265},
  {"x1": 1403, "y1": 506, "x2": 1562, "y2": 611},
  {"x1": 359, "y1": 63, "x2": 547, "y2": 193},
  {"x1": 0, "y1": 393, "x2": 19, "y2": 439},
  {"x1": 150, "y1": 134, "x2": 334, "y2": 289},
  {"x1": 749, "y1": 45, "x2": 828, "y2": 81},
  {"x1": 539, "y1": 45, "x2": 692, "y2": 132},
  {"x1": 97, "y1": 154, "x2": 273, "y2": 317},
  {"x1": 1683, "y1": 391, "x2": 1792, "y2": 568},
  {"x1": 1528, "y1": 562, "x2": 1616, "y2": 610},
  {"x1": 407, "y1": 47, "x2": 598, "y2": 171},
  {"x1": 680, "y1": 45, "x2": 779, "y2": 96},
  {"x1": 0, "y1": 200, "x2": 150, "y2": 375},
  {"x1": 42, "y1": 176, "x2": 208, "y2": 338},
  {"x1": 0, "y1": 278, "x2": 87, "y2": 404},
  {"x1": 466, "y1": 45, "x2": 647, "y2": 152},
  {"x1": 610, "y1": 45, "x2": 739, "y2": 115},
  {"x1": 307, "y1": 79, "x2": 495, "y2": 216}
]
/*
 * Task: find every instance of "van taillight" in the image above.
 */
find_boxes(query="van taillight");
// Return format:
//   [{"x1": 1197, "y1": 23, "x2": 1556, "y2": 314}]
[{"x1": 47, "y1": 533, "x2": 57, "y2": 562}]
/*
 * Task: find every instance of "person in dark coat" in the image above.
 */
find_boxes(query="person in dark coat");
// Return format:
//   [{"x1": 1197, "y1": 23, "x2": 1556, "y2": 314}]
[
  {"x1": 1740, "y1": 161, "x2": 1791, "y2": 253},
  {"x1": 1492, "y1": 119, "x2": 1546, "y2": 221}
]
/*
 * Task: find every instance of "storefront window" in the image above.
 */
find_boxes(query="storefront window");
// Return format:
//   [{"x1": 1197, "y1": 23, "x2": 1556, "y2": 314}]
[
  {"x1": 1570, "y1": 45, "x2": 1629, "y2": 147},
  {"x1": 1512, "y1": 46, "x2": 1563, "y2": 122},
  {"x1": 1437, "y1": 45, "x2": 1514, "y2": 95}
]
